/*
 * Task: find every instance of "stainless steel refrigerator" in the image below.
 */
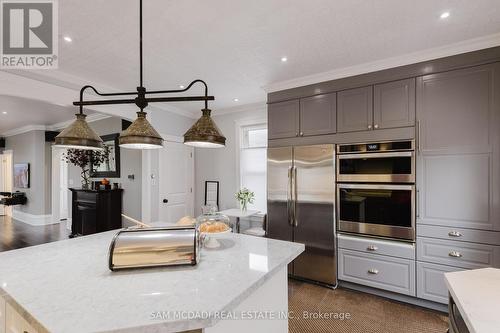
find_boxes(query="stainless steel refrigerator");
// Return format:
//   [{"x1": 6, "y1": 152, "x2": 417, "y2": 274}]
[{"x1": 267, "y1": 144, "x2": 336, "y2": 287}]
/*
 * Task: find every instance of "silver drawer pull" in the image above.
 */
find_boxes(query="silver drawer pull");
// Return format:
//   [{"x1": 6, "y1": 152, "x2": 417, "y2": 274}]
[
  {"x1": 366, "y1": 245, "x2": 378, "y2": 251},
  {"x1": 448, "y1": 231, "x2": 462, "y2": 237},
  {"x1": 367, "y1": 268, "x2": 379, "y2": 275},
  {"x1": 449, "y1": 251, "x2": 463, "y2": 258}
]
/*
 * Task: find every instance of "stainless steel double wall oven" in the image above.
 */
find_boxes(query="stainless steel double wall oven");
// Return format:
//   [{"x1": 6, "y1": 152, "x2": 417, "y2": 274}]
[{"x1": 336, "y1": 140, "x2": 416, "y2": 241}]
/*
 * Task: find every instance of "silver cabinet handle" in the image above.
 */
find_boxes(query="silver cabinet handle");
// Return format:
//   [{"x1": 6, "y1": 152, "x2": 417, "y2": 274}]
[
  {"x1": 374, "y1": 124, "x2": 379, "y2": 129},
  {"x1": 417, "y1": 120, "x2": 421, "y2": 153},
  {"x1": 449, "y1": 251, "x2": 463, "y2": 258},
  {"x1": 368, "y1": 269, "x2": 379, "y2": 275},
  {"x1": 299, "y1": 132, "x2": 304, "y2": 136},
  {"x1": 368, "y1": 124, "x2": 372, "y2": 130},
  {"x1": 295, "y1": 132, "x2": 299, "y2": 137},
  {"x1": 366, "y1": 245, "x2": 378, "y2": 251},
  {"x1": 293, "y1": 166, "x2": 298, "y2": 227},
  {"x1": 448, "y1": 231, "x2": 462, "y2": 237},
  {"x1": 287, "y1": 167, "x2": 293, "y2": 226}
]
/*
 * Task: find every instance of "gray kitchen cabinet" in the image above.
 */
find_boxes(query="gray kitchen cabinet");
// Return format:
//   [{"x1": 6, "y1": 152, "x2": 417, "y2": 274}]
[
  {"x1": 268, "y1": 99, "x2": 300, "y2": 139},
  {"x1": 417, "y1": 262, "x2": 463, "y2": 304},
  {"x1": 338, "y1": 248, "x2": 416, "y2": 296},
  {"x1": 374, "y1": 78, "x2": 415, "y2": 129},
  {"x1": 417, "y1": 237, "x2": 500, "y2": 269},
  {"x1": 299, "y1": 93, "x2": 336, "y2": 136},
  {"x1": 337, "y1": 86, "x2": 373, "y2": 133},
  {"x1": 416, "y1": 63, "x2": 500, "y2": 231}
]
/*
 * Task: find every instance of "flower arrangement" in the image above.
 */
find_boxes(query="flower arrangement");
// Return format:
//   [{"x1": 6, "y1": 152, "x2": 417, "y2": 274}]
[
  {"x1": 63, "y1": 148, "x2": 109, "y2": 189},
  {"x1": 235, "y1": 188, "x2": 255, "y2": 212}
]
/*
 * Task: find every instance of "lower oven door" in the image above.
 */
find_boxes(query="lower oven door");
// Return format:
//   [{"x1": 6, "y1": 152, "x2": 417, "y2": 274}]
[{"x1": 337, "y1": 183, "x2": 415, "y2": 241}]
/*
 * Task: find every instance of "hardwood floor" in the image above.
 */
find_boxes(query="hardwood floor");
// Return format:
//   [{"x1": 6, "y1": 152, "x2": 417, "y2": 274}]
[{"x1": 0, "y1": 215, "x2": 70, "y2": 252}]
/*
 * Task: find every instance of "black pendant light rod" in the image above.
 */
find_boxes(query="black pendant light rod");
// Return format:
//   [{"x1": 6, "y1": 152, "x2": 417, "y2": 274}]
[{"x1": 73, "y1": 0, "x2": 214, "y2": 111}]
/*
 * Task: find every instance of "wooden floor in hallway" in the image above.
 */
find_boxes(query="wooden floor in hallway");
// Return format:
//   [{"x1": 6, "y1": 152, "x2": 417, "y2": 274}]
[
  {"x1": 0, "y1": 215, "x2": 70, "y2": 252},
  {"x1": 288, "y1": 279, "x2": 448, "y2": 333}
]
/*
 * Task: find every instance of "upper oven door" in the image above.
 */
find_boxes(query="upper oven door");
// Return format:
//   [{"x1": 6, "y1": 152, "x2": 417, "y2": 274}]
[{"x1": 337, "y1": 151, "x2": 415, "y2": 183}]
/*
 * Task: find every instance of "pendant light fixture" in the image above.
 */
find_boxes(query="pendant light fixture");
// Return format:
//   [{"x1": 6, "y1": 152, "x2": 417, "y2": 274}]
[
  {"x1": 54, "y1": 0, "x2": 225, "y2": 150},
  {"x1": 54, "y1": 112, "x2": 103, "y2": 150}
]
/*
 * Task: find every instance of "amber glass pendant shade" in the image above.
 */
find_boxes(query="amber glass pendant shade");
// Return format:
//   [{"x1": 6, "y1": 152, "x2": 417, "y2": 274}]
[
  {"x1": 119, "y1": 111, "x2": 163, "y2": 149},
  {"x1": 184, "y1": 109, "x2": 226, "y2": 148},
  {"x1": 54, "y1": 113, "x2": 104, "y2": 150}
]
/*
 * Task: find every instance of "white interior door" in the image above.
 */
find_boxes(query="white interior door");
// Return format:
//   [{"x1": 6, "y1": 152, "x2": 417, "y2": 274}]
[
  {"x1": 0, "y1": 152, "x2": 13, "y2": 217},
  {"x1": 158, "y1": 142, "x2": 194, "y2": 223},
  {"x1": 59, "y1": 157, "x2": 69, "y2": 220}
]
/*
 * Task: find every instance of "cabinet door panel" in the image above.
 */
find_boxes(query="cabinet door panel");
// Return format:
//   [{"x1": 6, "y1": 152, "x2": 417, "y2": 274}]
[
  {"x1": 337, "y1": 86, "x2": 373, "y2": 133},
  {"x1": 418, "y1": 153, "x2": 492, "y2": 230},
  {"x1": 300, "y1": 93, "x2": 336, "y2": 136},
  {"x1": 417, "y1": 261, "x2": 463, "y2": 304},
  {"x1": 417, "y1": 66, "x2": 493, "y2": 153},
  {"x1": 268, "y1": 100, "x2": 300, "y2": 139},
  {"x1": 374, "y1": 78, "x2": 415, "y2": 129}
]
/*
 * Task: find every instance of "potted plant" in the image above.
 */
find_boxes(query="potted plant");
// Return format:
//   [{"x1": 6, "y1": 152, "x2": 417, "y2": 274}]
[
  {"x1": 235, "y1": 188, "x2": 255, "y2": 212},
  {"x1": 63, "y1": 148, "x2": 109, "y2": 189}
]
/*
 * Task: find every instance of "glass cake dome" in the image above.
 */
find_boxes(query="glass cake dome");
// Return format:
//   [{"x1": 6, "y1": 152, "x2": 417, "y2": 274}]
[{"x1": 196, "y1": 205, "x2": 232, "y2": 234}]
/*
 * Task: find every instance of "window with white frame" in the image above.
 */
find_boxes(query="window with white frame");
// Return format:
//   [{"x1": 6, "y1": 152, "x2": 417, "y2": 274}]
[{"x1": 239, "y1": 123, "x2": 267, "y2": 213}]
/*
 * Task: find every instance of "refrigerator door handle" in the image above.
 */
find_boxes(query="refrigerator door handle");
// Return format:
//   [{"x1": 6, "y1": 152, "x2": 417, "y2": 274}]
[
  {"x1": 293, "y1": 166, "x2": 298, "y2": 227},
  {"x1": 287, "y1": 166, "x2": 293, "y2": 226}
]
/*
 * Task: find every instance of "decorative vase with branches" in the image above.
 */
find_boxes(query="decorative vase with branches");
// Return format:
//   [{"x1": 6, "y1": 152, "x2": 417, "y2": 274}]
[
  {"x1": 235, "y1": 188, "x2": 255, "y2": 212},
  {"x1": 63, "y1": 148, "x2": 109, "y2": 189}
]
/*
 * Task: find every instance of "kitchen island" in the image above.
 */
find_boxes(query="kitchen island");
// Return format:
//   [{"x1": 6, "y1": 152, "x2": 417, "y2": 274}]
[{"x1": 0, "y1": 230, "x2": 303, "y2": 333}]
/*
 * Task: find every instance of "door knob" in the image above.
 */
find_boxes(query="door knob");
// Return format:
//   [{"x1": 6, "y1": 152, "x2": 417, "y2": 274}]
[
  {"x1": 163, "y1": 199, "x2": 168, "y2": 203},
  {"x1": 374, "y1": 124, "x2": 379, "y2": 129},
  {"x1": 368, "y1": 124, "x2": 372, "y2": 130}
]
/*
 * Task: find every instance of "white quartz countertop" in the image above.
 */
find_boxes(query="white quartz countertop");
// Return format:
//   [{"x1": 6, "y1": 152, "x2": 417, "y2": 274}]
[
  {"x1": 0, "y1": 231, "x2": 303, "y2": 333},
  {"x1": 445, "y1": 268, "x2": 500, "y2": 333}
]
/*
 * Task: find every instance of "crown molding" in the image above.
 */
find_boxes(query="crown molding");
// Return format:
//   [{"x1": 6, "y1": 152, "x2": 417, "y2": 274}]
[
  {"x1": 0, "y1": 113, "x2": 112, "y2": 137},
  {"x1": 1, "y1": 125, "x2": 47, "y2": 137},
  {"x1": 47, "y1": 113, "x2": 111, "y2": 131},
  {"x1": 212, "y1": 102, "x2": 267, "y2": 117},
  {"x1": 264, "y1": 32, "x2": 500, "y2": 93}
]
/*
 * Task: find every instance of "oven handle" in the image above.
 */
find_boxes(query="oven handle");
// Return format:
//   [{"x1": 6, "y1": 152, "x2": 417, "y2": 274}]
[
  {"x1": 337, "y1": 183, "x2": 415, "y2": 191},
  {"x1": 338, "y1": 151, "x2": 414, "y2": 159}
]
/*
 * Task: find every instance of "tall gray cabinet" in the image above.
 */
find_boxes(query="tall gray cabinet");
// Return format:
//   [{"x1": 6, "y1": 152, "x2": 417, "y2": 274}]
[{"x1": 416, "y1": 63, "x2": 500, "y2": 303}]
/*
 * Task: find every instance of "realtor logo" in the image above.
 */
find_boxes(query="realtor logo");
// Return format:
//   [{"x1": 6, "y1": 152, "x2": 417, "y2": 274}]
[{"x1": 1, "y1": 0, "x2": 58, "y2": 69}]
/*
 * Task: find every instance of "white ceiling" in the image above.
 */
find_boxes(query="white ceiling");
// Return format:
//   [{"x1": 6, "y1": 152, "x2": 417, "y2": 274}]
[
  {"x1": 7, "y1": 0, "x2": 500, "y2": 116},
  {"x1": 0, "y1": 95, "x2": 96, "y2": 135}
]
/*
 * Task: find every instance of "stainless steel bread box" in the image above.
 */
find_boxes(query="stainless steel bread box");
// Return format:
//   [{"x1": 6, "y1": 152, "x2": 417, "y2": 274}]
[{"x1": 108, "y1": 226, "x2": 201, "y2": 271}]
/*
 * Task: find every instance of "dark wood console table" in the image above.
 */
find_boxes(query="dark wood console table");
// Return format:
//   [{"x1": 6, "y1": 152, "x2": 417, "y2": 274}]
[{"x1": 69, "y1": 188, "x2": 123, "y2": 237}]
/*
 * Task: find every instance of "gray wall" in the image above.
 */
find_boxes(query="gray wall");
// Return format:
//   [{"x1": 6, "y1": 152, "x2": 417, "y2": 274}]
[
  {"x1": 5, "y1": 130, "x2": 50, "y2": 215},
  {"x1": 194, "y1": 108, "x2": 267, "y2": 215},
  {"x1": 67, "y1": 117, "x2": 143, "y2": 221}
]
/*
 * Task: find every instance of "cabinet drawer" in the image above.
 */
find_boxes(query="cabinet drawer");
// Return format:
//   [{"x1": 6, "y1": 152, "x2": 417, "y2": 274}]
[
  {"x1": 418, "y1": 224, "x2": 500, "y2": 245},
  {"x1": 338, "y1": 249, "x2": 415, "y2": 296},
  {"x1": 417, "y1": 261, "x2": 463, "y2": 304},
  {"x1": 338, "y1": 234, "x2": 415, "y2": 259},
  {"x1": 75, "y1": 191, "x2": 97, "y2": 203},
  {"x1": 417, "y1": 237, "x2": 500, "y2": 269}
]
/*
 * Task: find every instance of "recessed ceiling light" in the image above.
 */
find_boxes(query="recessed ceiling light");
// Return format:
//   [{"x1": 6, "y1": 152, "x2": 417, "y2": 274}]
[
  {"x1": 281, "y1": 57, "x2": 288, "y2": 62},
  {"x1": 2, "y1": 111, "x2": 7, "y2": 115},
  {"x1": 63, "y1": 36, "x2": 72, "y2": 42},
  {"x1": 440, "y1": 12, "x2": 450, "y2": 19},
  {"x1": 233, "y1": 98, "x2": 239, "y2": 102},
  {"x1": 179, "y1": 85, "x2": 185, "y2": 89}
]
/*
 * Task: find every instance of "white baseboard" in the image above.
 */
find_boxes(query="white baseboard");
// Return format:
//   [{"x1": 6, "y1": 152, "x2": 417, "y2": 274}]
[
  {"x1": 66, "y1": 218, "x2": 72, "y2": 230},
  {"x1": 12, "y1": 209, "x2": 59, "y2": 226}
]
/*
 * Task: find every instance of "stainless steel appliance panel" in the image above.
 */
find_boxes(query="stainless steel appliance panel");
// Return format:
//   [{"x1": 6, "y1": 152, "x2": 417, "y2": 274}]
[
  {"x1": 337, "y1": 183, "x2": 415, "y2": 241},
  {"x1": 267, "y1": 147, "x2": 294, "y2": 243},
  {"x1": 292, "y1": 145, "x2": 336, "y2": 285}
]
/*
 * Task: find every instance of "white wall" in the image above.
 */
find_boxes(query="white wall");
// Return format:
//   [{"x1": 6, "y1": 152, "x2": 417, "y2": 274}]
[
  {"x1": 194, "y1": 107, "x2": 267, "y2": 215},
  {"x1": 5, "y1": 131, "x2": 50, "y2": 215}
]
